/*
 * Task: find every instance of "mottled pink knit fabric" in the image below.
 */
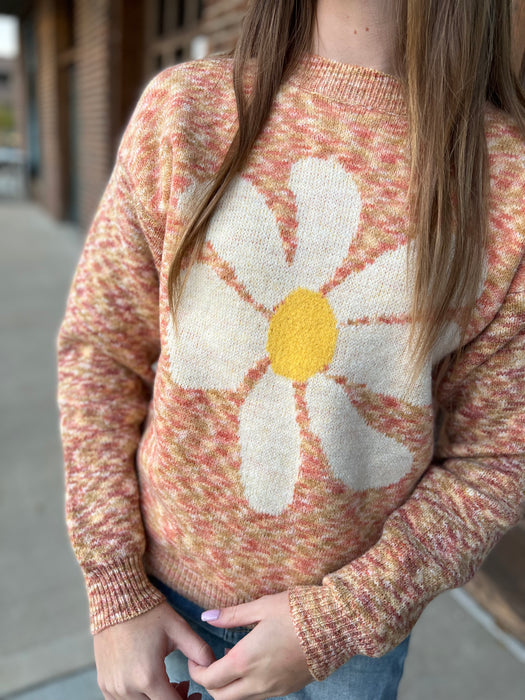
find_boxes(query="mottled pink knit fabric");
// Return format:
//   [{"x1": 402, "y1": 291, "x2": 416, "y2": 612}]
[{"x1": 57, "y1": 54, "x2": 525, "y2": 681}]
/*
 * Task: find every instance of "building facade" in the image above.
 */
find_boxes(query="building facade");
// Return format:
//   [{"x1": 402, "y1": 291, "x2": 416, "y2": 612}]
[
  {"x1": 1, "y1": 0, "x2": 247, "y2": 226},
  {"x1": 2, "y1": 0, "x2": 525, "y2": 226}
]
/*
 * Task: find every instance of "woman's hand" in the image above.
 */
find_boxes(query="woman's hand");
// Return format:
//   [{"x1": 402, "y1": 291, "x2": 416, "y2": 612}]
[
  {"x1": 188, "y1": 591, "x2": 313, "y2": 700},
  {"x1": 94, "y1": 601, "x2": 215, "y2": 700}
]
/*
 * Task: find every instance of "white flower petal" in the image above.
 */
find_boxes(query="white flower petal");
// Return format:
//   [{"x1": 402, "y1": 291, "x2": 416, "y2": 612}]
[
  {"x1": 207, "y1": 176, "x2": 293, "y2": 310},
  {"x1": 167, "y1": 263, "x2": 268, "y2": 390},
  {"x1": 306, "y1": 373, "x2": 414, "y2": 491},
  {"x1": 239, "y1": 368, "x2": 300, "y2": 515},
  {"x1": 327, "y1": 244, "x2": 412, "y2": 324},
  {"x1": 176, "y1": 182, "x2": 199, "y2": 223},
  {"x1": 478, "y1": 253, "x2": 489, "y2": 299},
  {"x1": 328, "y1": 323, "x2": 431, "y2": 406},
  {"x1": 289, "y1": 158, "x2": 361, "y2": 290},
  {"x1": 432, "y1": 321, "x2": 462, "y2": 364}
]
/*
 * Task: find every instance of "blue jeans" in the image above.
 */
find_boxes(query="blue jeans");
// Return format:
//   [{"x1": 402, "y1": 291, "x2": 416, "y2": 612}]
[{"x1": 149, "y1": 575, "x2": 410, "y2": 700}]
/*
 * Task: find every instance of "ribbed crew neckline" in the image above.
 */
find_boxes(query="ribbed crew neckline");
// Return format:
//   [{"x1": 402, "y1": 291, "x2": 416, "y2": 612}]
[{"x1": 288, "y1": 53, "x2": 407, "y2": 116}]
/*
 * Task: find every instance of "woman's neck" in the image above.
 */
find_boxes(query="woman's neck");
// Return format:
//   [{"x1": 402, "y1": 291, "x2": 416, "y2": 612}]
[{"x1": 312, "y1": 0, "x2": 398, "y2": 75}]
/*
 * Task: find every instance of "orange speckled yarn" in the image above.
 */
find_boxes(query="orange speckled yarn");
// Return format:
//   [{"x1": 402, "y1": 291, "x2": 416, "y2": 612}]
[{"x1": 57, "y1": 54, "x2": 525, "y2": 681}]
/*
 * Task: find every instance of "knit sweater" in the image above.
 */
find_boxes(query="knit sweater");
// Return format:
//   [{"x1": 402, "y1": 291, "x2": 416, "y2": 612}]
[{"x1": 56, "y1": 53, "x2": 525, "y2": 682}]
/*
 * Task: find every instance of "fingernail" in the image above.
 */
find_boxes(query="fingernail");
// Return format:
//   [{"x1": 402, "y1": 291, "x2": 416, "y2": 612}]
[{"x1": 201, "y1": 609, "x2": 220, "y2": 622}]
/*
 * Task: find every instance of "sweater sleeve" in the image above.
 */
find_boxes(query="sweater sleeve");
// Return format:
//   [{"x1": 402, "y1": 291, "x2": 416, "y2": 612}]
[
  {"x1": 289, "y1": 277, "x2": 525, "y2": 680},
  {"x1": 56, "y1": 70, "x2": 175, "y2": 634}
]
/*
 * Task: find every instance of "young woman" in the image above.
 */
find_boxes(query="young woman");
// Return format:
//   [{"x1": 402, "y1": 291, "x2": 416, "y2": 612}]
[{"x1": 57, "y1": 1, "x2": 525, "y2": 699}]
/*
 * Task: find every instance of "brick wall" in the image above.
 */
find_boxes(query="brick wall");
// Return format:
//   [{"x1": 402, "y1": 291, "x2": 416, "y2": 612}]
[
  {"x1": 72, "y1": 0, "x2": 249, "y2": 230},
  {"x1": 514, "y1": 0, "x2": 525, "y2": 77},
  {"x1": 25, "y1": 0, "x2": 248, "y2": 226},
  {"x1": 35, "y1": 0, "x2": 62, "y2": 218},
  {"x1": 76, "y1": 0, "x2": 113, "y2": 228},
  {"x1": 25, "y1": 0, "x2": 115, "y2": 226}
]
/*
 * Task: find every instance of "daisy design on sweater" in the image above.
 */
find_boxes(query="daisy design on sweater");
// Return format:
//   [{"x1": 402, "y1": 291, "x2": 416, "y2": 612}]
[{"x1": 167, "y1": 157, "x2": 453, "y2": 515}]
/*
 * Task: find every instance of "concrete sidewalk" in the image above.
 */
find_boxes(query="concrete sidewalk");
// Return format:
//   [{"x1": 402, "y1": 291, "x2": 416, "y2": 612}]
[
  {"x1": 0, "y1": 201, "x2": 93, "y2": 696},
  {"x1": 1, "y1": 200, "x2": 524, "y2": 699}
]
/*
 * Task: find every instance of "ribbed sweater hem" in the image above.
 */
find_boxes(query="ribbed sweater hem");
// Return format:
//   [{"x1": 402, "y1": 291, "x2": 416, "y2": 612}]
[{"x1": 144, "y1": 540, "x2": 250, "y2": 611}]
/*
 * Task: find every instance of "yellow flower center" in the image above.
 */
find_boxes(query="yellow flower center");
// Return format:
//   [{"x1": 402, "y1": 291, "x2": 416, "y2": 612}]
[{"x1": 267, "y1": 288, "x2": 338, "y2": 382}]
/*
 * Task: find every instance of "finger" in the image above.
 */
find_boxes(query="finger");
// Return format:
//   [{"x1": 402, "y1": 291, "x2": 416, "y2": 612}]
[
  {"x1": 104, "y1": 689, "x2": 172, "y2": 700},
  {"x1": 167, "y1": 616, "x2": 216, "y2": 667},
  {"x1": 188, "y1": 654, "x2": 241, "y2": 691},
  {"x1": 146, "y1": 683, "x2": 184, "y2": 700},
  {"x1": 203, "y1": 678, "x2": 258, "y2": 700},
  {"x1": 139, "y1": 683, "x2": 183, "y2": 700},
  {"x1": 201, "y1": 598, "x2": 264, "y2": 629},
  {"x1": 143, "y1": 661, "x2": 190, "y2": 700},
  {"x1": 110, "y1": 666, "x2": 183, "y2": 700}
]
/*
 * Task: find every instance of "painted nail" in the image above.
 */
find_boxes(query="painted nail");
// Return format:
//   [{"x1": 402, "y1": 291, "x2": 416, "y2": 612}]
[{"x1": 201, "y1": 609, "x2": 220, "y2": 622}]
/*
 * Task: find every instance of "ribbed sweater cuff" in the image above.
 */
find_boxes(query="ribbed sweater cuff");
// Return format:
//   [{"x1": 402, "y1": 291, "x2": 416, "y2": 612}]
[
  {"x1": 289, "y1": 585, "x2": 354, "y2": 681},
  {"x1": 85, "y1": 555, "x2": 166, "y2": 634},
  {"x1": 289, "y1": 523, "x2": 434, "y2": 680}
]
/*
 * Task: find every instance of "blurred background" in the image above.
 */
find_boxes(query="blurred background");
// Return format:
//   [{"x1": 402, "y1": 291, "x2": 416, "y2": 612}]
[{"x1": 0, "y1": 1, "x2": 524, "y2": 698}]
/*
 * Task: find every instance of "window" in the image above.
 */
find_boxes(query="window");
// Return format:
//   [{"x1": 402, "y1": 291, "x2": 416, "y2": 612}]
[{"x1": 148, "y1": 0, "x2": 205, "y2": 70}]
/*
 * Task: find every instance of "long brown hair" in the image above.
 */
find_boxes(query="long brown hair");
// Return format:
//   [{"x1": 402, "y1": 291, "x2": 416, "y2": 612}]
[{"x1": 167, "y1": 0, "x2": 525, "y2": 387}]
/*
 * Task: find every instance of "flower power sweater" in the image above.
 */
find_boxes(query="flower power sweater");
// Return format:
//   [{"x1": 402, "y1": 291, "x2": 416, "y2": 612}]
[{"x1": 57, "y1": 54, "x2": 525, "y2": 681}]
